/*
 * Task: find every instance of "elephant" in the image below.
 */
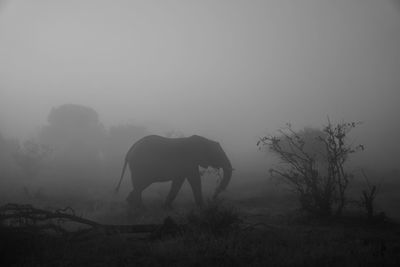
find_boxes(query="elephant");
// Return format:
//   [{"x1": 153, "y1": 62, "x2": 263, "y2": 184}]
[{"x1": 115, "y1": 135, "x2": 233, "y2": 209}]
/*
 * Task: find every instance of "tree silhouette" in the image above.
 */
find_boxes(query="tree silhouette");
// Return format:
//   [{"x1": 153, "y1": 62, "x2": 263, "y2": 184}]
[
  {"x1": 39, "y1": 104, "x2": 106, "y2": 163},
  {"x1": 36, "y1": 104, "x2": 107, "y2": 192},
  {"x1": 258, "y1": 120, "x2": 364, "y2": 217}
]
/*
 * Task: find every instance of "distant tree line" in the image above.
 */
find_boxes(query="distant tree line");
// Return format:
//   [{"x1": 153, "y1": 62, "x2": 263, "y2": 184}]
[{"x1": 0, "y1": 104, "x2": 150, "y2": 195}]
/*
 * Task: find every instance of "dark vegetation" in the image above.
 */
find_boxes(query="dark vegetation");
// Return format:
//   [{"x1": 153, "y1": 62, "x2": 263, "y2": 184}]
[
  {"x1": 258, "y1": 120, "x2": 364, "y2": 217},
  {"x1": 1, "y1": 104, "x2": 400, "y2": 266},
  {"x1": 1, "y1": 201, "x2": 400, "y2": 267}
]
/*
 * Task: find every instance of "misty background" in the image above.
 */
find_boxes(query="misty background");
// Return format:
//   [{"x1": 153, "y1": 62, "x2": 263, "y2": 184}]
[{"x1": 1, "y1": 0, "x2": 400, "y2": 203}]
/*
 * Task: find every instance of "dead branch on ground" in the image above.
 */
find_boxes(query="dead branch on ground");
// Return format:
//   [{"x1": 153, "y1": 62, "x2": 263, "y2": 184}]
[{"x1": 0, "y1": 203, "x2": 177, "y2": 238}]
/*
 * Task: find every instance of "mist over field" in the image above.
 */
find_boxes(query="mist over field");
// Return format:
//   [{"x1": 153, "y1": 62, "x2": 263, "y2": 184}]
[
  {"x1": 1, "y1": 3, "x2": 400, "y2": 265},
  {"x1": 1, "y1": 0, "x2": 399, "y2": 204},
  {"x1": 1, "y1": 1, "x2": 400, "y2": 265}
]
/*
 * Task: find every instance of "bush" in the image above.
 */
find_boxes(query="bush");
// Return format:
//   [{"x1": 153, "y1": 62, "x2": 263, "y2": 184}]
[
  {"x1": 258, "y1": 120, "x2": 364, "y2": 217},
  {"x1": 186, "y1": 200, "x2": 241, "y2": 236}
]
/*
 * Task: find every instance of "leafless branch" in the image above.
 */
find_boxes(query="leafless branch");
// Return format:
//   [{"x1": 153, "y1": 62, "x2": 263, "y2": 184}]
[{"x1": 0, "y1": 203, "x2": 175, "y2": 237}]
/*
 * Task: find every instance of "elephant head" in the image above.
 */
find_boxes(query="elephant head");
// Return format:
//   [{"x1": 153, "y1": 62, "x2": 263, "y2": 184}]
[{"x1": 188, "y1": 135, "x2": 233, "y2": 199}]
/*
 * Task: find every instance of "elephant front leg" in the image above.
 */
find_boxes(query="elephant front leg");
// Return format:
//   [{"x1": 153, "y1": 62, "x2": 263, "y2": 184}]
[
  {"x1": 187, "y1": 173, "x2": 203, "y2": 207},
  {"x1": 164, "y1": 177, "x2": 185, "y2": 209}
]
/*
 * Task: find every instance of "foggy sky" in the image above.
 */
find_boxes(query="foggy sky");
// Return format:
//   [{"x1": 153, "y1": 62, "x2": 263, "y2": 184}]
[{"x1": 1, "y1": 0, "x2": 400, "y2": 171}]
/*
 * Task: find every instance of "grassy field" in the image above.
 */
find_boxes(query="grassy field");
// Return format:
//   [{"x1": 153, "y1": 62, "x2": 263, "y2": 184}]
[{"x1": 1, "y1": 172, "x2": 400, "y2": 266}]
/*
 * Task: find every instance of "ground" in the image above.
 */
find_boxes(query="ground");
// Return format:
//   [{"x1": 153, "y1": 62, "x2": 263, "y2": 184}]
[{"x1": 1, "y1": 173, "x2": 400, "y2": 266}]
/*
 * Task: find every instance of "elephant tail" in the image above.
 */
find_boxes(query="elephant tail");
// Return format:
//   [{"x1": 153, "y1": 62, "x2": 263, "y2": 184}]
[{"x1": 115, "y1": 159, "x2": 128, "y2": 194}]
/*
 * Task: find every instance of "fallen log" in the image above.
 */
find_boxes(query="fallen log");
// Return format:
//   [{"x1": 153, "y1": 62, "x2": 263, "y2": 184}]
[{"x1": 0, "y1": 203, "x2": 179, "y2": 238}]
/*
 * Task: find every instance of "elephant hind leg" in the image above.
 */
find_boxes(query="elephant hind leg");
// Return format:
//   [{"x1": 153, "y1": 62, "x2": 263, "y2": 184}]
[
  {"x1": 164, "y1": 177, "x2": 185, "y2": 209},
  {"x1": 127, "y1": 189, "x2": 143, "y2": 210},
  {"x1": 127, "y1": 183, "x2": 148, "y2": 210}
]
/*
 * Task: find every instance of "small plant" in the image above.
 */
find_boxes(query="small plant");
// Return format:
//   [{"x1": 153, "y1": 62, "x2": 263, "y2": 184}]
[
  {"x1": 258, "y1": 119, "x2": 364, "y2": 217},
  {"x1": 359, "y1": 170, "x2": 385, "y2": 222},
  {"x1": 186, "y1": 200, "x2": 241, "y2": 236}
]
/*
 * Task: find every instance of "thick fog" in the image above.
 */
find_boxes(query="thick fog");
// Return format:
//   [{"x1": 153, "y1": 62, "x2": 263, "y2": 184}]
[
  {"x1": 1, "y1": 0, "x2": 400, "y2": 173},
  {"x1": 2, "y1": 3, "x2": 400, "y2": 264}
]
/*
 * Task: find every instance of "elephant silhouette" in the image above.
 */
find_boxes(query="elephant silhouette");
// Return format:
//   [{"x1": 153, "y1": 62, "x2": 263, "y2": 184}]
[{"x1": 115, "y1": 135, "x2": 233, "y2": 209}]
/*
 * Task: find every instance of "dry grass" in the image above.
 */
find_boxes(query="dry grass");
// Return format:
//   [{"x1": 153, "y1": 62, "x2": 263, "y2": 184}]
[
  {"x1": 1, "y1": 198, "x2": 400, "y2": 267},
  {"x1": 1, "y1": 172, "x2": 400, "y2": 266}
]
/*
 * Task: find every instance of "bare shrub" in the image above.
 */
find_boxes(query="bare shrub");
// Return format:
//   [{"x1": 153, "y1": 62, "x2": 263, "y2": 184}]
[
  {"x1": 258, "y1": 119, "x2": 364, "y2": 217},
  {"x1": 358, "y1": 170, "x2": 386, "y2": 222}
]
